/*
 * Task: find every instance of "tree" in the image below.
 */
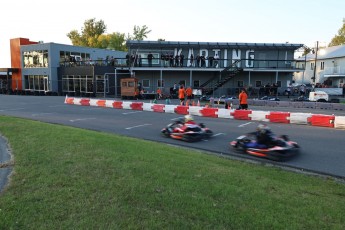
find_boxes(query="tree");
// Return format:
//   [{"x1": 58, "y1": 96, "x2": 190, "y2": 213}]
[
  {"x1": 67, "y1": 18, "x2": 107, "y2": 47},
  {"x1": 132, "y1": 25, "x2": 151, "y2": 40},
  {"x1": 329, "y1": 20, "x2": 345, "y2": 47},
  {"x1": 107, "y1": 32, "x2": 127, "y2": 51}
]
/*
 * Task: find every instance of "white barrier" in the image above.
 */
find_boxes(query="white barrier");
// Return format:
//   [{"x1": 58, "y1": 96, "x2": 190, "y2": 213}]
[
  {"x1": 188, "y1": 106, "x2": 203, "y2": 116},
  {"x1": 334, "y1": 116, "x2": 345, "y2": 130},
  {"x1": 250, "y1": 111, "x2": 270, "y2": 122},
  {"x1": 290, "y1": 112, "x2": 312, "y2": 125},
  {"x1": 143, "y1": 103, "x2": 154, "y2": 112},
  {"x1": 164, "y1": 104, "x2": 177, "y2": 113},
  {"x1": 217, "y1": 108, "x2": 233, "y2": 119},
  {"x1": 122, "y1": 101, "x2": 133, "y2": 110}
]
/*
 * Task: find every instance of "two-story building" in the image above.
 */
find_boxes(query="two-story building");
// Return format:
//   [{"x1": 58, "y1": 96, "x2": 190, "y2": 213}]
[
  {"x1": 126, "y1": 40, "x2": 303, "y2": 97},
  {"x1": 1, "y1": 38, "x2": 304, "y2": 97},
  {"x1": 294, "y1": 44, "x2": 345, "y2": 94}
]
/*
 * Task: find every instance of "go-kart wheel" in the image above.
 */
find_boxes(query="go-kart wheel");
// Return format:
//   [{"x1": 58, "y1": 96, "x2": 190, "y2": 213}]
[{"x1": 161, "y1": 129, "x2": 170, "y2": 138}]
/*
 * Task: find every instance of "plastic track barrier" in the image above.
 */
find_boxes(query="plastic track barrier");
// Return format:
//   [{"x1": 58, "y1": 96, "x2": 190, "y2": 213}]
[
  {"x1": 130, "y1": 102, "x2": 143, "y2": 111},
  {"x1": 80, "y1": 98, "x2": 90, "y2": 106},
  {"x1": 152, "y1": 104, "x2": 165, "y2": 113},
  {"x1": 307, "y1": 114, "x2": 335, "y2": 128},
  {"x1": 174, "y1": 105, "x2": 189, "y2": 115},
  {"x1": 266, "y1": 111, "x2": 290, "y2": 123},
  {"x1": 200, "y1": 108, "x2": 218, "y2": 118},
  {"x1": 112, "y1": 101, "x2": 123, "y2": 109},
  {"x1": 230, "y1": 110, "x2": 252, "y2": 120}
]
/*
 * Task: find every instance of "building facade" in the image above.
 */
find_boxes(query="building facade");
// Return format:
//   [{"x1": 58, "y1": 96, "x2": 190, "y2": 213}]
[
  {"x1": 2, "y1": 38, "x2": 304, "y2": 97},
  {"x1": 126, "y1": 40, "x2": 303, "y2": 97},
  {"x1": 8, "y1": 38, "x2": 127, "y2": 96},
  {"x1": 294, "y1": 44, "x2": 345, "y2": 90}
]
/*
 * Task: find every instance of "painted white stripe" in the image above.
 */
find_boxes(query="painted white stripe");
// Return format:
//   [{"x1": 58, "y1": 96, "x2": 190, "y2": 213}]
[
  {"x1": 122, "y1": 111, "x2": 143, "y2": 115},
  {"x1": 212, "y1": 133, "x2": 226, "y2": 137},
  {"x1": 31, "y1": 113, "x2": 55, "y2": 117},
  {"x1": 69, "y1": 118, "x2": 97, "y2": 122},
  {"x1": 125, "y1": 124, "x2": 151, "y2": 130},
  {"x1": 238, "y1": 122, "x2": 252, "y2": 127},
  {"x1": 0, "y1": 108, "x2": 26, "y2": 111}
]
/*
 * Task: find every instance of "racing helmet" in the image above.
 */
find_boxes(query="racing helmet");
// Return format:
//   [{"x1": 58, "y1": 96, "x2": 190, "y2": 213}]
[
  {"x1": 185, "y1": 115, "x2": 194, "y2": 122},
  {"x1": 257, "y1": 124, "x2": 270, "y2": 133}
]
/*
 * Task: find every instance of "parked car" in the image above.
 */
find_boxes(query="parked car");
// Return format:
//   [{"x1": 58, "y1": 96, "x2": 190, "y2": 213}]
[
  {"x1": 292, "y1": 96, "x2": 310, "y2": 102},
  {"x1": 257, "y1": 96, "x2": 280, "y2": 101}
]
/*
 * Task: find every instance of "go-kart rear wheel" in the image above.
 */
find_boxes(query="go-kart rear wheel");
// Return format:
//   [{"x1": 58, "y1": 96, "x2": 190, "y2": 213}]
[{"x1": 161, "y1": 129, "x2": 170, "y2": 138}]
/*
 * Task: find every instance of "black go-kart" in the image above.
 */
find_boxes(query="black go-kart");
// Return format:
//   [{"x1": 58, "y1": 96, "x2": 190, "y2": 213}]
[
  {"x1": 161, "y1": 120, "x2": 213, "y2": 142},
  {"x1": 230, "y1": 134, "x2": 300, "y2": 161}
]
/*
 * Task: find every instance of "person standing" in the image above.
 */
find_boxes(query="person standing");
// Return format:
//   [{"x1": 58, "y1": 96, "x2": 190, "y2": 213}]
[
  {"x1": 185, "y1": 86, "x2": 193, "y2": 106},
  {"x1": 239, "y1": 88, "x2": 248, "y2": 110},
  {"x1": 147, "y1": 52, "x2": 154, "y2": 67},
  {"x1": 178, "y1": 85, "x2": 185, "y2": 105}
]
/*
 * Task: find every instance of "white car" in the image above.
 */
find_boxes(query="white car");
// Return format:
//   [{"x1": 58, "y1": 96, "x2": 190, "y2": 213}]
[{"x1": 309, "y1": 91, "x2": 329, "y2": 102}]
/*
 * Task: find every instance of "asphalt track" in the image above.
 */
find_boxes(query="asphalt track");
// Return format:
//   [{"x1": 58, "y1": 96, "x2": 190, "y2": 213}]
[{"x1": 0, "y1": 95, "x2": 345, "y2": 192}]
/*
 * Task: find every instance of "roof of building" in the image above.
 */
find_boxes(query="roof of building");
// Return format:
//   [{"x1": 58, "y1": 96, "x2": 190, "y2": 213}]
[
  {"x1": 296, "y1": 44, "x2": 345, "y2": 61},
  {"x1": 126, "y1": 40, "x2": 303, "y2": 50}
]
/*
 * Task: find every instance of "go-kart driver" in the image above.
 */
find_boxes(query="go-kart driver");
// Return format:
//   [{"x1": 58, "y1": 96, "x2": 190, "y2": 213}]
[
  {"x1": 246, "y1": 124, "x2": 275, "y2": 148},
  {"x1": 173, "y1": 115, "x2": 198, "y2": 132}
]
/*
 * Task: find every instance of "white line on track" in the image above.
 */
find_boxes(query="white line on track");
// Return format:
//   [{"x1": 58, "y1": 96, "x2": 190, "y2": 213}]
[
  {"x1": 31, "y1": 113, "x2": 55, "y2": 117},
  {"x1": 122, "y1": 111, "x2": 142, "y2": 115},
  {"x1": 125, "y1": 124, "x2": 151, "y2": 130},
  {"x1": 0, "y1": 108, "x2": 26, "y2": 112},
  {"x1": 69, "y1": 118, "x2": 97, "y2": 122},
  {"x1": 212, "y1": 133, "x2": 226, "y2": 137},
  {"x1": 239, "y1": 122, "x2": 252, "y2": 127}
]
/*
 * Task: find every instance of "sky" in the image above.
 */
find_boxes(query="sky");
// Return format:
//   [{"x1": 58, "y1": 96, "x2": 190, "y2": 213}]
[{"x1": 1, "y1": 0, "x2": 344, "y2": 67}]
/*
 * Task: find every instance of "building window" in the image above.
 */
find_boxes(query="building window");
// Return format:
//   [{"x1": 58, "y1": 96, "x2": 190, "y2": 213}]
[
  {"x1": 193, "y1": 80, "x2": 200, "y2": 88},
  {"x1": 311, "y1": 62, "x2": 315, "y2": 70},
  {"x1": 142, "y1": 79, "x2": 150, "y2": 88},
  {"x1": 23, "y1": 50, "x2": 49, "y2": 68},
  {"x1": 179, "y1": 80, "x2": 186, "y2": 87},
  {"x1": 157, "y1": 79, "x2": 164, "y2": 87},
  {"x1": 321, "y1": 61, "x2": 325, "y2": 70}
]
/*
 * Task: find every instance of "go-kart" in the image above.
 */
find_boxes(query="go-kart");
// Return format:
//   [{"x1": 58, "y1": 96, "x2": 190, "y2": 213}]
[
  {"x1": 230, "y1": 134, "x2": 299, "y2": 161},
  {"x1": 161, "y1": 120, "x2": 213, "y2": 142}
]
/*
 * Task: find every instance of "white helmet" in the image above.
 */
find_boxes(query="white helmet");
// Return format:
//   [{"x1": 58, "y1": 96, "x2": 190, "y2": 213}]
[
  {"x1": 185, "y1": 115, "x2": 194, "y2": 122},
  {"x1": 257, "y1": 124, "x2": 270, "y2": 133}
]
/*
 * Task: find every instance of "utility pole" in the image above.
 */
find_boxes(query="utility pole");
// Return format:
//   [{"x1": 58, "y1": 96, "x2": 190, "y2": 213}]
[{"x1": 312, "y1": 41, "x2": 319, "y2": 83}]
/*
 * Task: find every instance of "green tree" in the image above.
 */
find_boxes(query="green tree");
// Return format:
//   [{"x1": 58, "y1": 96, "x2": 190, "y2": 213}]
[
  {"x1": 329, "y1": 20, "x2": 345, "y2": 47},
  {"x1": 108, "y1": 32, "x2": 127, "y2": 51},
  {"x1": 67, "y1": 18, "x2": 107, "y2": 47},
  {"x1": 132, "y1": 25, "x2": 151, "y2": 40}
]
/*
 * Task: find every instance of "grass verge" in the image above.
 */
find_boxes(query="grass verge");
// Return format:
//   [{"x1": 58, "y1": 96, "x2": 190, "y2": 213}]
[{"x1": 0, "y1": 116, "x2": 344, "y2": 229}]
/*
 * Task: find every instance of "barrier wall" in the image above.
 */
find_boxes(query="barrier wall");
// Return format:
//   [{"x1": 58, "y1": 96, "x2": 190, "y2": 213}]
[{"x1": 64, "y1": 96, "x2": 345, "y2": 130}]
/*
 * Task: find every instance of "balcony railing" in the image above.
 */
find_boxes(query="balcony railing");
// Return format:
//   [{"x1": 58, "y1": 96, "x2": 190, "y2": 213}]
[
  {"x1": 59, "y1": 58, "x2": 303, "y2": 70},
  {"x1": 323, "y1": 67, "x2": 345, "y2": 75}
]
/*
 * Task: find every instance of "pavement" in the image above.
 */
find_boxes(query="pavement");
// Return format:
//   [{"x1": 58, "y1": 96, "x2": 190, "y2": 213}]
[{"x1": 0, "y1": 135, "x2": 12, "y2": 194}]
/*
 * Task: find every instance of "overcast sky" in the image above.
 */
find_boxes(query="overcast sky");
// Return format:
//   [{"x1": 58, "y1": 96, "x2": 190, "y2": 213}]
[{"x1": 1, "y1": 0, "x2": 344, "y2": 67}]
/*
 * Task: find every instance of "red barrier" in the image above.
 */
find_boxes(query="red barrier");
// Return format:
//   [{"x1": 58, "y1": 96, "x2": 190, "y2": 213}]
[
  {"x1": 266, "y1": 111, "x2": 290, "y2": 123},
  {"x1": 152, "y1": 104, "x2": 165, "y2": 113},
  {"x1": 174, "y1": 106, "x2": 189, "y2": 115},
  {"x1": 113, "y1": 101, "x2": 123, "y2": 109},
  {"x1": 65, "y1": 97, "x2": 74, "y2": 104},
  {"x1": 96, "y1": 100, "x2": 106, "y2": 107},
  {"x1": 80, "y1": 98, "x2": 90, "y2": 106},
  {"x1": 307, "y1": 114, "x2": 335, "y2": 128},
  {"x1": 230, "y1": 110, "x2": 252, "y2": 120},
  {"x1": 130, "y1": 102, "x2": 143, "y2": 111},
  {"x1": 200, "y1": 108, "x2": 218, "y2": 118}
]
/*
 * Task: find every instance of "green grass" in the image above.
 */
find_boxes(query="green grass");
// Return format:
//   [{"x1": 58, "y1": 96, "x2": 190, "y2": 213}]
[{"x1": 0, "y1": 116, "x2": 344, "y2": 229}]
